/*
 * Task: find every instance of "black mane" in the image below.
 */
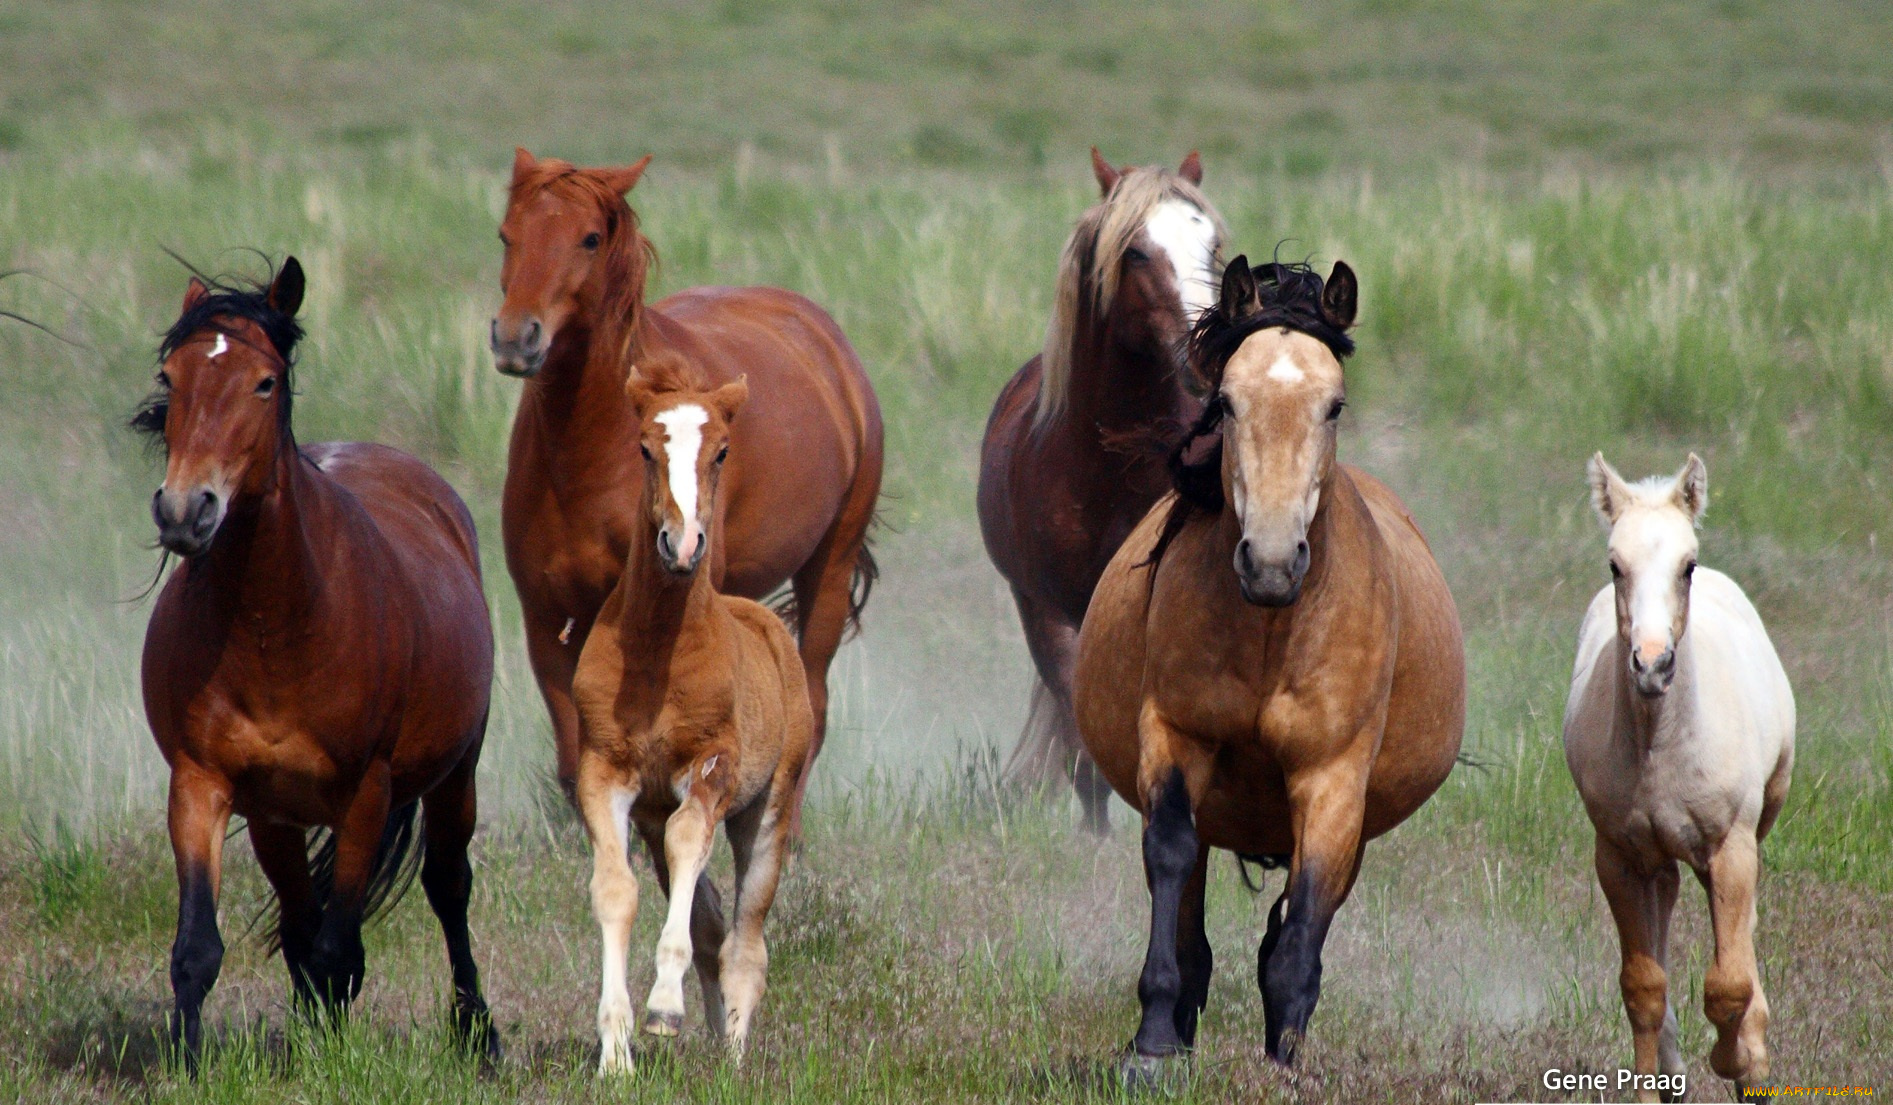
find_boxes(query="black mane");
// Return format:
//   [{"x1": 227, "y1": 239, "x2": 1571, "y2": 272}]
[
  {"x1": 1144, "y1": 258, "x2": 1356, "y2": 576},
  {"x1": 131, "y1": 258, "x2": 305, "y2": 447}
]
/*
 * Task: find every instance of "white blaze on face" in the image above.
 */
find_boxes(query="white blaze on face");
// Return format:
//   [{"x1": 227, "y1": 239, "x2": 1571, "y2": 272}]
[
  {"x1": 653, "y1": 404, "x2": 710, "y2": 562},
  {"x1": 208, "y1": 333, "x2": 228, "y2": 359},
  {"x1": 1143, "y1": 199, "x2": 1219, "y2": 322}
]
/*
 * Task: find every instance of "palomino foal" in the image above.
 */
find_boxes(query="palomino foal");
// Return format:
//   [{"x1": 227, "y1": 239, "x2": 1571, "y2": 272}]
[
  {"x1": 1564, "y1": 454, "x2": 1794, "y2": 1103},
  {"x1": 572, "y1": 360, "x2": 813, "y2": 1073}
]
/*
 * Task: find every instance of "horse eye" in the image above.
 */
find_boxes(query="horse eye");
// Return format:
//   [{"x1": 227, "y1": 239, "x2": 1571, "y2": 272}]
[
  {"x1": 1124, "y1": 247, "x2": 1148, "y2": 265},
  {"x1": 1683, "y1": 560, "x2": 1697, "y2": 578},
  {"x1": 715, "y1": 445, "x2": 729, "y2": 464},
  {"x1": 498, "y1": 231, "x2": 511, "y2": 247},
  {"x1": 1609, "y1": 561, "x2": 1623, "y2": 579},
  {"x1": 582, "y1": 232, "x2": 602, "y2": 250},
  {"x1": 255, "y1": 376, "x2": 276, "y2": 397},
  {"x1": 639, "y1": 444, "x2": 653, "y2": 460},
  {"x1": 1327, "y1": 398, "x2": 1346, "y2": 421},
  {"x1": 156, "y1": 371, "x2": 172, "y2": 389}
]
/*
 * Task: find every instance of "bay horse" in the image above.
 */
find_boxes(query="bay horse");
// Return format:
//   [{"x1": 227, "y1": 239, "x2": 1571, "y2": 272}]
[
  {"x1": 134, "y1": 259, "x2": 498, "y2": 1066},
  {"x1": 571, "y1": 357, "x2": 812, "y2": 1072},
  {"x1": 1565, "y1": 453, "x2": 1794, "y2": 1103},
  {"x1": 977, "y1": 148, "x2": 1225, "y2": 833},
  {"x1": 1072, "y1": 257, "x2": 1465, "y2": 1073},
  {"x1": 489, "y1": 149, "x2": 880, "y2": 821}
]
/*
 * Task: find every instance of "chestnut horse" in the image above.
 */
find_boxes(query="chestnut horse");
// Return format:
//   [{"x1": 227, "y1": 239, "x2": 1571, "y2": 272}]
[
  {"x1": 489, "y1": 149, "x2": 880, "y2": 818},
  {"x1": 572, "y1": 358, "x2": 812, "y2": 1072},
  {"x1": 977, "y1": 148, "x2": 1225, "y2": 832},
  {"x1": 1073, "y1": 257, "x2": 1465, "y2": 1072},
  {"x1": 134, "y1": 260, "x2": 498, "y2": 1066}
]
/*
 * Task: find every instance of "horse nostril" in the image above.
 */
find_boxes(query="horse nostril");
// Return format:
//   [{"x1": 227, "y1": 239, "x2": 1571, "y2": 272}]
[
  {"x1": 522, "y1": 319, "x2": 543, "y2": 351},
  {"x1": 656, "y1": 530, "x2": 674, "y2": 561},
  {"x1": 489, "y1": 318, "x2": 501, "y2": 350},
  {"x1": 1293, "y1": 540, "x2": 1310, "y2": 577},
  {"x1": 1235, "y1": 538, "x2": 1255, "y2": 575}
]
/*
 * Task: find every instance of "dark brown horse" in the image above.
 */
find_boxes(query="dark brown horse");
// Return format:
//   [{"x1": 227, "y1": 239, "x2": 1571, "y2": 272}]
[
  {"x1": 135, "y1": 260, "x2": 498, "y2": 1066},
  {"x1": 977, "y1": 148, "x2": 1225, "y2": 833},
  {"x1": 489, "y1": 149, "x2": 881, "y2": 821},
  {"x1": 1074, "y1": 258, "x2": 1465, "y2": 1074}
]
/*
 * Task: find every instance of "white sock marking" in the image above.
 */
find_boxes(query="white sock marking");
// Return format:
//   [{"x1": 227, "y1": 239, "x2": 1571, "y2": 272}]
[{"x1": 1143, "y1": 199, "x2": 1219, "y2": 322}]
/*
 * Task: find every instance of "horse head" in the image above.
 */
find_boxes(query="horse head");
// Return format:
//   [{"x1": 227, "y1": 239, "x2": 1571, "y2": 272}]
[
  {"x1": 135, "y1": 259, "x2": 305, "y2": 557},
  {"x1": 1588, "y1": 452, "x2": 1707, "y2": 696},
  {"x1": 491, "y1": 147, "x2": 652, "y2": 377},
  {"x1": 625, "y1": 354, "x2": 747, "y2": 575}
]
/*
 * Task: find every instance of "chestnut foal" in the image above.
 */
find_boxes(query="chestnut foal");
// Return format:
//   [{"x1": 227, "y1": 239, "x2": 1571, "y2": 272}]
[{"x1": 572, "y1": 357, "x2": 812, "y2": 1074}]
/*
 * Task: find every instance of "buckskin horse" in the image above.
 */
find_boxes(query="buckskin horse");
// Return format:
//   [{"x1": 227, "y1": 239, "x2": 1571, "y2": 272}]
[
  {"x1": 1073, "y1": 257, "x2": 1465, "y2": 1073},
  {"x1": 135, "y1": 259, "x2": 498, "y2": 1067},
  {"x1": 489, "y1": 149, "x2": 881, "y2": 820},
  {"x1": 977, "y1": 148, "x2": 1225, "y2": 832},
  {"x1": 572, "y1": 356, "x2": 813, "y2": 1073}
]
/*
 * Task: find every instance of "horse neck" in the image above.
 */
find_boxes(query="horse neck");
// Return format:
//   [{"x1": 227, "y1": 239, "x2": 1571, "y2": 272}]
[
  {"x1": 612, "y1": 508, "x2": 719, "y2": 669},
  {"x1": 523, "y1": 298, "x2": 642, "y2": 435},
  {"x1": 1613, "y1": 630, "x2": 1700, "y2": 756},
  {"x1": 194, "y1": 440, "x2": 331, "y2": 624},
  {"x1": 1060, "y1": 304, "x2": 1195, "y2": 431}
]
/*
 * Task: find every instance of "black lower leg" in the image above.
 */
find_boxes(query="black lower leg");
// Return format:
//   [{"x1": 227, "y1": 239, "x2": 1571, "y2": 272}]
[
  {"x1": 1259, "y1": 866, "x2": 1337, "y2": 1064},
  {"x1": 1172, "y1": 845, "x2": 1213, "y2": 1047},
  {"x1": 169, "y1": 871, "x2": 224, "y2": 1072},
  {"x1": 1130, "y1": 769, "x2": 1198, "y2": 1058},
  {"x1": 421, "y1": 846, "x2": 495, "y2": 1056}
]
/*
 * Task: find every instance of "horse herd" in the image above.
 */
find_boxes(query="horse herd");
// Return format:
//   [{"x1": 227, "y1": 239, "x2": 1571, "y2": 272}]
[{"x1": 127, "y1": 146, "x2": 1793, "y2": 1101}]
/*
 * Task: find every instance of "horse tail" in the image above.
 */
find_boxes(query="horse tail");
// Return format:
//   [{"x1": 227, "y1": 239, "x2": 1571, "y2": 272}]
[
  {"x1": 260, "y1": 801, "x2": 424, "y2": 954},
  {"x1": 844, "y1": 537, "x2": 879, "y2": 640},
  {"x1": 1003, "y1": 678, "x2": 1070, "y2": 788}
]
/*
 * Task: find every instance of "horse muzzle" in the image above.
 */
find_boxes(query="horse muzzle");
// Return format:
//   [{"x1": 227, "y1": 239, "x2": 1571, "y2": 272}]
[
  {"x1": 655, "y1": 524, "x2": 707, "y2": 576},
  {"x1": 152, "y1": 486, "x2": 227, "y2": 557},
  {"x1": 1629, "y1": 645, "x2": 1676, "y2": 696},
  {"x1": 490, "y1": 316, "x2": 548, "y2": 378},
  {"x1": 1235, "y1": 536, "x2": 1309, "y2": 608}
]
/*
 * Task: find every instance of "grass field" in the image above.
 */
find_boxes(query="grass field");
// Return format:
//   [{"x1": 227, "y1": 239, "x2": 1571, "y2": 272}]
[{"x1": 2, "y1": 1, "x2": 1892, "y2": 1100}]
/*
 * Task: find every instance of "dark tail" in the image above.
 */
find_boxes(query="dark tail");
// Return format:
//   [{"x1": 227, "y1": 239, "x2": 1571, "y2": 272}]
[
  {"x1": 1003, "y1": 678, "x2": 1072, "y2": 788},
  {"x1": 844, "y1": 538, "x2": 878, "y2": 639},
  {"x1": 260, "y1": 801, "x2": 424, "y2": 954}
]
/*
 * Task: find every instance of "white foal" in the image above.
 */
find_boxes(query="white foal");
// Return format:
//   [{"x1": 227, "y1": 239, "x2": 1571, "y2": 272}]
[{"x1": 1564, "y1": 452, "x2": 1794, "y2": 1104}]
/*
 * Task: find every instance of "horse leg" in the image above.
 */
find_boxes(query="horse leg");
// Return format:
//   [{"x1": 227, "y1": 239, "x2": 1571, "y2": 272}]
[
  {"x1": 720, "y1": 789, "x2": 790, "y2": 1053},
  {"x1": 577, "y1": 759, "x2": 640, "y2": 1075},
  {"x1": 1595, "y1": 837, "x2": 1678, "y2": 1104},
  {"x1": 1122, "y1": 764, "x2": 1201, "y2": 1081},
  {"x1": 165, "y1": 764, "x2": 233, "y2": 1073},
  {"x1": 248, "y1": 821, "x2": 319, "y2": 1011},
  {"x1": 1173, "y1": 842, "x2": 1213, "y2": 1049},
  {"x1": 524, "y1": 609, "x2": 587, "y2": 800},
  {"x1": 1010, "y1": 587, "x2": 1109, "y2": 834},
  {"x1": 635, "y1": 821, "x2": 729, "y2": 1038},
  {"x1": 420, "y1": 744, "x2": 500, "y2": 1061},
  {"x1": 306, "y1": 762, "x2": 393, "y2": 1012},
  {"x1": 784, "y1": 530, "x2": 861, "y2": 834},
  {"x1": 644, "y1": 777, "x2": 726, "y2": 1037},
  {"x1": 1258, "y1": 758, "x2": 1370, "y2": 1065},
  {"x1": 1700, "y1": 831, "x2": 1770, "y2": 1100}
]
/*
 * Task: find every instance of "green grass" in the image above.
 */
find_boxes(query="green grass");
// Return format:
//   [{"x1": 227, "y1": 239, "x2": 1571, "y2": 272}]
[{"x1": 3, "y1": 0, "x2": 1893, "y2": 1098}]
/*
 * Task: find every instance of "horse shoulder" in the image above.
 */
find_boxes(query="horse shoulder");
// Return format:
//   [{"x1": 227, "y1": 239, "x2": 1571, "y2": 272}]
[{"x1": 1686, "y1": 569, "x2": 1795, "y2": 754}]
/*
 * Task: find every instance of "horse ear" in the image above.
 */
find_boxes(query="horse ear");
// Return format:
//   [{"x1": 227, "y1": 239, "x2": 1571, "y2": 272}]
[
  {"x1": 1090, "y1": 147, "x2": 1121, "y2": 196},
  {"x1": 268, "y1": 257, "x2": 305, "y2": 318},
  {"x1": 182, "y1": 277, "x2": 209, "y2": 313},
  {"x1": 1178, "y1": 150, "x2": 1203, "y2": 184},
  {"x1": 1321, "y1": 260, "x2": 1357, "y2": 330},
  {"x1": 710, "y1": 374, "x2": 750, "y2": 422},
  {"x1": 1588, "y1": 452, "x2": 1632, "y2": 527},
  {"x1": 625, "y1": 369, "x2": 657, "y2": 419},
  {"x1": 1674, "y1": 453, "x2": 1708, "y2": 523},
  {"x1": 511, "y1": 146, "x2": 537, "y2": 185},
  {"x1": 1217, "y1": 254, "x2": 1256, "y2": 320},
  {"x1": 605, "y1": 155, "x2": 653, "y2": 197}
]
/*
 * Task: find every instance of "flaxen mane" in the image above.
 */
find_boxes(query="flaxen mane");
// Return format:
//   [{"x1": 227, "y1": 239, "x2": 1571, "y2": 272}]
[{"x1": 1035, "y1": 167, "x2": 1226, "y2": 428}]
